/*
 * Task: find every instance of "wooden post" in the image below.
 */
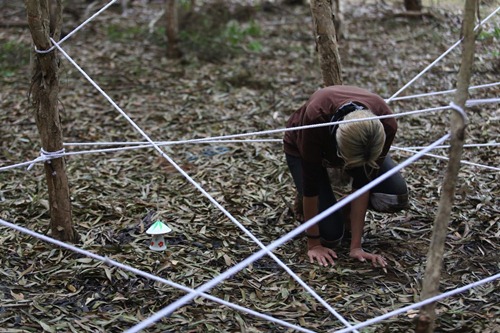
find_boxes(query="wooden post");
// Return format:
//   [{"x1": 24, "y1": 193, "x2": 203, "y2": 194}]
[
  {"x1": 166, "y1": 0, "x2": 182, "y2": 58},
  {"x1": 25, "y1": 0, "x2": 77, "y2": 242},
  {"x1": 416, "y1": 1, "x2": 477, "y2": 331},
  {"x1": 309, "y1": 0, "x2": 345, "y2": 188},
  {"x1": 309, "y1": 0, "x2": 343, "y2": 86},
  {"x1": 404, "y1": 0, "x2": 423, "y2": 11}
]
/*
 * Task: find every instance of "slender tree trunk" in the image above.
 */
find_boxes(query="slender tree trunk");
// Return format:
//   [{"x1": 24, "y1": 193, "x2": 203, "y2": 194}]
[
  {"x1": 309, "y1": 0, "x2": 343, "y2": 86},
  {"x1": 416, "y1": 1, "x2": 477, "y2": 331},
  {"x1": 309, "y1": 0, "x2": 345, "y2": 189},
  {"x1": 332, "y1": 0, "x2": 344, "y2": 39},
  {"x1": 404, "y1": 0, "x2": 423, "y2": 11},
  {"x1": 166, "y1": 0, "x2": 182, "y2": 58},
  {"x1": 25, "y1": 0, "x2": 77, "y2": 242}
]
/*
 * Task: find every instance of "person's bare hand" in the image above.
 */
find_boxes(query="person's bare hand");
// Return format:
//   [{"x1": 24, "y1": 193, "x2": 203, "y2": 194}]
[
  {"x1": 349, "y1": 248, "x2": 387, "y2": 268},
  {"x1": 308, "y1": 245, "x2": 337, "y2": 266}
]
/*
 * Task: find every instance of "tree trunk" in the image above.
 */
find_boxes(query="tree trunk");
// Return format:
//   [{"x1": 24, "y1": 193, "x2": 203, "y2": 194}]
[
  {"x1": 283, "y1": 0, "x2": 305, "y2": 5},
  {"x1": 309, "y1": 0, "x2": 345, "y2": 189},
  {"x1": 166, "y1": 0, "x2": 182, "y2": 58},
  {"x1": 416, "y1": 1, "x2": 477, "y2": 332},
  {"x1": 25, "y1": 0, "x2": 77, "y2": 242},
  {"x1": 332, "y1": 0, "x2": 344, "y2": 39},
  {"x1": 309, "y1": 0, "x2": 343, "y2": 87},
  {"x1": 404, "y1": 0, "x2": 423, "y2": 11}
]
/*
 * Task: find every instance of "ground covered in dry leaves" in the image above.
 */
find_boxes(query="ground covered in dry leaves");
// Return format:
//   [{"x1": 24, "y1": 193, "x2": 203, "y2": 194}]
[{"x1": 0, "y1": 0, "x2": 499, "y2": 332}]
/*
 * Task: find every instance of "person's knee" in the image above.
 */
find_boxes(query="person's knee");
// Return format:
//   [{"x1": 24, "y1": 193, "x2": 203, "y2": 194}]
[{"x1": 370, "y1": 192, "x2": 409, "y2": 213}]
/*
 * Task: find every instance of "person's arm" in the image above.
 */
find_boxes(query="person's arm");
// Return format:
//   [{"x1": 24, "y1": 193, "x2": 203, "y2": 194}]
[
  {"x1": 303, "y1": 196, "x2": 320, "y2": 248},
  {"x1": 348, "y1": 191, "x2": 387, "y2": 267},
  {"x1": 349, "y1": 191, "x2": 369, "y2": 251},
  {"x1": 303, "y1": 195, "x2": 337, "y2": 266}
]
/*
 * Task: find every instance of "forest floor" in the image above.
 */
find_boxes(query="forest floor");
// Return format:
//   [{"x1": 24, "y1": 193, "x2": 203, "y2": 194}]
[{"x1": 0, "y1": 0, "x2": 499, "y2": 332}]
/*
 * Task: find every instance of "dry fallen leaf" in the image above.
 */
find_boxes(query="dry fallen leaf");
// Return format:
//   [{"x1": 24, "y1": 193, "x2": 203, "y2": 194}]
[{"x1": 0, "y1": 1, "x2": 498, "y2": 333}]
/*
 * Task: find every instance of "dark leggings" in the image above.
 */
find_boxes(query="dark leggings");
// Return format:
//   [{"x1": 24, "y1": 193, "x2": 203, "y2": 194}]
[{"x1": 286, "y1": 154, "x2": 408, "y2": 242}]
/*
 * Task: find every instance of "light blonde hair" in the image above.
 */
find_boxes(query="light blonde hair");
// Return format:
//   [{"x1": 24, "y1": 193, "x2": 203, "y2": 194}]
[{"x1": 335, "y1": 110, "x2": 386, "y2": 170}]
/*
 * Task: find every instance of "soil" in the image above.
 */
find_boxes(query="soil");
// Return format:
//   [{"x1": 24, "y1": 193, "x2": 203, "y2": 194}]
[{"x1": 0, "y1": 1, "x2": 499, "y2": 332}]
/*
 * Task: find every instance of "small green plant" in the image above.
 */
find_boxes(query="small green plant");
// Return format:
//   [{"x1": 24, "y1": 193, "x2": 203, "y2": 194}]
[
  {"x1": 247, "y1": 40, "x2": 263, "y2": 52},
  {"x1": 179, "y1": 18, "x2": 263, "y2": 61},
  {"x1": 0, "y1": 40, "x2": 30, "y2": 77},
  {"x1": 107, "y1": 24, "x2": 145, "y2": 42},
  {"x1": 477, "y1": 25, "x2": 500, "y2": 40},
  {"x1": 223, "y1": 20, "x2": 261, "y2": 47},
  {"x1": 477, "y1": 25, "x2": 499, "y2": 58},
  {"x1": 179, "y1": 0, "x2": 193, "y2": 11}
]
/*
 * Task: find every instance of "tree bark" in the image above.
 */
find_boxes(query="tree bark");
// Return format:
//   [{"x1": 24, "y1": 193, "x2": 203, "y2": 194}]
[
  {"x1": 25, "y1": 0, "x2": 76, "y2": 242},
  {"x1": 309, "y1": 0, "x2": 343, "y2": 86},
  {"x1": 404, "y1": 0, "x2": 423, "y2": 11},
  {"x1": 309, "y1": 0, "x2": 345, "y2": 189},
  {"x1": 416, "y1": 1, "x2": 477, "y2": 332},
  {"x1": 166, "y1": 0, "x2": 182, "y2": 58}
]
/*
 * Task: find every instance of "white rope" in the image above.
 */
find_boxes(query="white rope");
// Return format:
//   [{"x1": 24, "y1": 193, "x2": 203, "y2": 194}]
[
  {"x1": 0, "y1": 142, "x2": 277, "y2": 172},
  {"x1": 0, "y1": 218, "x2": 316, "y2": 333},
  {"x1": 388, "y1": 82, "x2": 500, "y2": 102},
  {"x1": 386, "y1": 6, "x2": 500, "y2": 103},
  {"x1": 391, "y1": 103, "x2": 500, "y2": 171},
  {"x1": 3, "y1": 136, "x2": 495, "y2": 174},
  {"x1": 4, "y1": 3, "x2": 496, "y2": 332},
  {"x1": 59, "y1": 94, "x2": 497, "y2": 149},
  {"x1": 449, "y1": 101, "x2": 468, "y2": 124},
  {"x1": 392, "y1": 146, "x2": 500, "y2": 171},
  {"x1": 64, "y1": 139, "x2": 283, "y2": 147},
  {"x1": 34, "y1": 0, "x2": 118, "y2": 54},
  {"x1": 2, "y1": 137, "x2": 496, "y2": 174},
  {"x1": 0, "y1": 159, "x2": 45, "y2": 172},
  {"x1": 65, "y1": 140, "x2": 500, "y2": 150},
  {"x1": 0, "y1": 105, "x2": 450, "y2": 173},
  {"x1": 466, "y1": 97, "x2": 500, "y2": 106},
  {"x1": 124, "y1": 134, "x2": 450, "y2": 333},
  {"x1": 387, "y1": 42, "x2": 462, "y2": 103},
  {"x1": 61, "y1": 93, "x2": 498, "y2": 150},
  {"x1": 332, "y1": 272, "x2": 500, "y2": 333},
  {"x1": 397, "y1": 142, "x2": 500, "y2": 150},
  {"x1": 0, "y1": 99, "x2": 491, "y2": 172},
  {"x1": 0, "y1": 101, "x2": 491, "y2": 173},
  {"x1": 85, "y1": 106, "x2": 449, "y2": 148},
  {"x1": 26, "y1": 148, "x2": 66, "y2": 171},
  {"x1": 52, "y1": 40, "x2": 359, "y2": 331},
  {"x1": 58, "y1": 105, "x2": 448, "y2": 148}
]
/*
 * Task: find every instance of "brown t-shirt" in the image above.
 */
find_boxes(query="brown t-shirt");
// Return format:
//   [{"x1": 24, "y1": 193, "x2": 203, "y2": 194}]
[{"x1": 283, "y1": 85, "x2": 397, "y2": 196}]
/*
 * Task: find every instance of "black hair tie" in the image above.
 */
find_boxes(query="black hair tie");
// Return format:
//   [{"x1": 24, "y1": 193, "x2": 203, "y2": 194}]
[{"x1": 329, "y1": 101, "x2": 366, "y2": 138}]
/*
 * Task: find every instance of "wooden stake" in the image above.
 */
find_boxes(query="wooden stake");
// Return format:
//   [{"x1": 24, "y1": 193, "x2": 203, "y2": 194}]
[
  {"x1": 166, "y1": 0, "x2": 182, "y2": 58},
  {"x1": 25, "y1": 0, "x2": 77, "y2": 242},
  {"x1": 416, "y1": 1, "x2": 477, "y2": 331},
  {"x1": 309, "y1": 0, "x2": 343, "y2": 86}
]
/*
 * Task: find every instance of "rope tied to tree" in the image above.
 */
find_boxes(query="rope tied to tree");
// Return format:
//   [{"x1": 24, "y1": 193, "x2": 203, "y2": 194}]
[
  {"x1": 449, "y1": 102, "x2": 468, "y2": 125},
  {"x1": 27, "y1": 148, "x2": 66, "y2": 171}
]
